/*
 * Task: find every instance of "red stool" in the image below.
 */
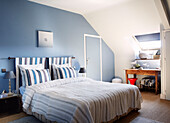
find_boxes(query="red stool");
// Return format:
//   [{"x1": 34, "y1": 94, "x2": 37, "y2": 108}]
[{"x1": 128, "y1": 78, "x2": 137, "y2": 85}]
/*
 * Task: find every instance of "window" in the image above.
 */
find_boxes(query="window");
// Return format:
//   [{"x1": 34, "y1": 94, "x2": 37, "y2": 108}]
[{"x1": 134, "y1": 33, "x2": 161, "y2": 50}]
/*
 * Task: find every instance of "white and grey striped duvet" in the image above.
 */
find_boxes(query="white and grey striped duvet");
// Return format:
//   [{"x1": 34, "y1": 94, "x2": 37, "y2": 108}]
[{"x1": 22, "y1": 77, "x2": 142, "y2": 123}]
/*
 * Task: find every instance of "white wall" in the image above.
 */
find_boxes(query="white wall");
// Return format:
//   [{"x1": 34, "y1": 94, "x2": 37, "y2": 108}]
[{"x1": 84, "y1": 0, "x2": 162, "y2": 82}]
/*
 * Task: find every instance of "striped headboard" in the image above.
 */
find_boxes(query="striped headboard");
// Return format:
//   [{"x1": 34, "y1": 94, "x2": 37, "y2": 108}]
[
  {"x1": 49, "y1": 57, "x2": 72, "y2": 74},
  {"x1": 15, "y1": 57, "x2": 46, "y2": 93}
]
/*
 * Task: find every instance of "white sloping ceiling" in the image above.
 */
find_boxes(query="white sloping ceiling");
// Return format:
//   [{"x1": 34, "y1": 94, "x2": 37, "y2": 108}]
[
  {"x1": 84, "y1": 0, "x2": 162, "y2": 81},
  {"x1": 28, "y1": 0, "x2": 133, "y2": 15}
]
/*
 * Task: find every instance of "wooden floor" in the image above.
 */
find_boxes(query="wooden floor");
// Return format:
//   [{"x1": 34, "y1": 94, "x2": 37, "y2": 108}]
[
  {"x1": 116, "y1": 92, "x2": 170, "y2": 123},
  {"x1": 0, "y1": 112, "x2": 27, "y2": 123},
  {"x1": 0, "y1": 92, "x2": 170, "y2": 123}
]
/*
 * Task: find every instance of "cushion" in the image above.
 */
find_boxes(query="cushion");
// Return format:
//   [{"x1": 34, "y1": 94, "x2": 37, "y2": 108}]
[
  {"x1": 21, "y1": 69, "x2": 51, "y2": 86},
  {"x1": 51, "y1": 64, "x2": 69, "y2": 80},
  {"x1": 18, "y1": 64, "x2": 45, "y2": 86},
  {"x1": 53, "y1": 66, "x2": 77, "y2": 79}
]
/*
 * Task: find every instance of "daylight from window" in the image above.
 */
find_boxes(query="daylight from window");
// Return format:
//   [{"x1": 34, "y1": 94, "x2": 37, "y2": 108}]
[{"x1": 139, "y1": 40, "x2": 161, "y2": 50}]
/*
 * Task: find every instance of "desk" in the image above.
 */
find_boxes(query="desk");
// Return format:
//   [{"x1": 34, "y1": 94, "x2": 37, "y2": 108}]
[{"x1": 125, "y1": 69, "x2": 161, "y2": 94}]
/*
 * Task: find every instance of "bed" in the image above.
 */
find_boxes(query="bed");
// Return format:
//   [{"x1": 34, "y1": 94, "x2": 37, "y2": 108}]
[{"x1": 15, "y1": 57, "x2": 142, "y2": 123}]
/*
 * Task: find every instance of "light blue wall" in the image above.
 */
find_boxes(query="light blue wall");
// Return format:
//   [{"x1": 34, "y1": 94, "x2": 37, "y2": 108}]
[{"x1": 0, "y1": 0, "x2": 115, "y2": 93}]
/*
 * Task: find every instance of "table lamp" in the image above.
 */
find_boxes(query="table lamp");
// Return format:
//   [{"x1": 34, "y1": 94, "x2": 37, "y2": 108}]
[
  {"x1": 4, "y1": 71, "x2": 16, "y2": 96},
  {"x1": 79, "y1": 67, "x2": 86, "y2": 77}
]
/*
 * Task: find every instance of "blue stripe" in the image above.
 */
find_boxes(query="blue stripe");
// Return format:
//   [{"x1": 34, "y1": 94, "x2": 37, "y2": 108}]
[
  {"x1": 54, "y1": 68, "x2": 59, "y2": 79},
  {"x1": 66, "y1": 67, "x2": 72, "y2": 78},
  {"x1": 62, "y1": 67, "x2": 67, "y2": 78},
  {"x1": 59, "y1": 58, "x2": 61, "y2": 65},
  {"x1": 63, "y1": 58, "x2": 65, "y2": 64},
  {"x1": 32, "y1": 70, "x2": 37, "y2": 84},
  {"x1": 26, "y1": 70, "x2": 31, "y2": 86},
  {"x1": 35, "y1": 58, "x2": 37, "y2": 65},
  {"x1": 58, "y1": 68, "x2": 63, "y2": 79},
  {"x1": 19, "y1": 58, "x2": 22, "y2": 64},
  {"x1": 52, "y1": 58, "x2": 54, "y2": 64},
  {"x1": 37, "y1": 70, "x2": 43, "y2": 83},
  {"x1": 30, "y1": 58, "x2": 32, "y2": 65},
  {"x1": 67, "y1": 57, "x2": 69, "y2": 64},
  {"x1": 40, "y1": 58, "x2": 42, "y2": 64}
]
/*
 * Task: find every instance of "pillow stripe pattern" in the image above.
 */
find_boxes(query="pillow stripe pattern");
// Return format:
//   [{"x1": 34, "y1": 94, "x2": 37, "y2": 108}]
[
  {"x1": 21, "y1": 69, "x2": 51, "y2": 86},
  {"x1": 54, "y1": 67, "x2": 77, "y2": 79}
]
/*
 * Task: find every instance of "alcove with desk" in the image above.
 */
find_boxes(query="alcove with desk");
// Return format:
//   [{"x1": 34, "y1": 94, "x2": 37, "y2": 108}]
[{"x1": 125, "y1": 59, "x2": 161, "y2": 95}]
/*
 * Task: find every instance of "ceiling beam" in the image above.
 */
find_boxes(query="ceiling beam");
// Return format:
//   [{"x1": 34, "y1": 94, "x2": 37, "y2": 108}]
[{"x1": 161, "y1": 0, "x2": 170, "y2": 26}]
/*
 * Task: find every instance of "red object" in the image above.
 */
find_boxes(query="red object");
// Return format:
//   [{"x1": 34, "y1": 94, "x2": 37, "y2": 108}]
[{"x1": 128, "y1": 78, "x2": 137, "y2": 85}]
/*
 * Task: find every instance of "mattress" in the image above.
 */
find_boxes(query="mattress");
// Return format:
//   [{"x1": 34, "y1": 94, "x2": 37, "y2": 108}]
[{"x1": 22, "y1": 77, "x2": 142, "y2": 123}]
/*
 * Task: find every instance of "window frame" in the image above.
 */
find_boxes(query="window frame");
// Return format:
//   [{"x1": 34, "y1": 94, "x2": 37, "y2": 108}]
[{"x1": 132, "y1": 33, "x2": 161, "y2": 51}]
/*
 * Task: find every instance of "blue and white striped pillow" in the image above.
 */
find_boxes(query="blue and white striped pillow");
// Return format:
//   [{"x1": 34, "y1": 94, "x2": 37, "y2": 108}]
[
  {"x1": 53, "y1": 66, "x2": 77, "y2": 79},
  {"x1": 21, "y1": 69, "x2": 51, "y2": 86}
]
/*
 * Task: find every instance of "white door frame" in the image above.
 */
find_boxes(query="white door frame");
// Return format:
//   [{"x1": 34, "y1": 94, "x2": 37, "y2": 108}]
[
  {"x1": 161, "y1": 29, "x2": 170, "y2": 99},
  {"x1": 84, "y1": 34, "x2": 102, "y2": 81}
]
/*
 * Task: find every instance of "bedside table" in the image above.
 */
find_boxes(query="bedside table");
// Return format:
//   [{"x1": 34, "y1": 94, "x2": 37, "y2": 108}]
[{"x1": 0, "y1": 94, "x2": 22, "y2": 114}]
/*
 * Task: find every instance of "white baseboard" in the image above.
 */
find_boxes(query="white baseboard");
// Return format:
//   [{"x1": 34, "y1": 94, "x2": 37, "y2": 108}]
[{"x1": 160, "y1": 93, "x2": 166, "y2": 99}]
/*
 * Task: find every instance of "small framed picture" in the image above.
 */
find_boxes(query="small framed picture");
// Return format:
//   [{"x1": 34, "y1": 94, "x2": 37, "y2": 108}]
[{"x1": 38, "y1": 31, "x2": 53, "y2": 47}]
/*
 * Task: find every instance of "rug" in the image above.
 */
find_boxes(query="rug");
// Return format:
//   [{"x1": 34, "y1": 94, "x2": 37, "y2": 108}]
[
  {"x1": 8, "y1": 116, "x2": 42, "y2": 123},
  {"x1": 130, "y1": 117, "x2": 163, "y2": 123}
]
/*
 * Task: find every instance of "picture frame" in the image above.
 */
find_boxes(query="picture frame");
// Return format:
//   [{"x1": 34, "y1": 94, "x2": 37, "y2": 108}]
[{"x1": 38, "y1": 31, "x2": 53, "y2": 47}]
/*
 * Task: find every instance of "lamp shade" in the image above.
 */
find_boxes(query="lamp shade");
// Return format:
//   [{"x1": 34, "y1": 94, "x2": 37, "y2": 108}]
[
  {"x1": 79, "y1": 67, "x2": 86, "y2": 73},
  {"x1": 4, "y1": 71, "x2": 16, "y2": 79}
]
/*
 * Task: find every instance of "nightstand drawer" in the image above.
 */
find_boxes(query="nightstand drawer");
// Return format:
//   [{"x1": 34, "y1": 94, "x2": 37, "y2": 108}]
[{"x1": 0, "y1": 95, "x2": 21, "y2": 114}]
